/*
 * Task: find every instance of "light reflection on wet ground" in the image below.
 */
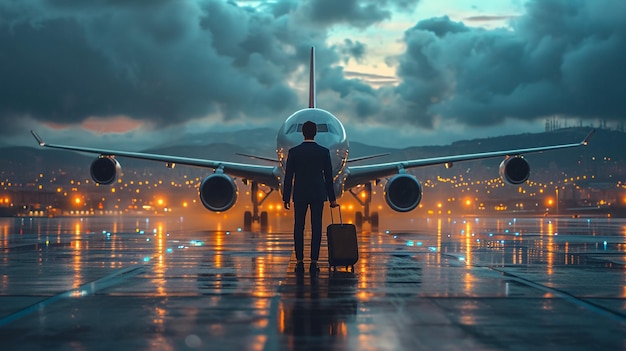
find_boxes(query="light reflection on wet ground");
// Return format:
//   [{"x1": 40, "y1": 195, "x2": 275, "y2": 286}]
[{"x1": 0, "y1": 215, "x2": 624, "y2": 350}]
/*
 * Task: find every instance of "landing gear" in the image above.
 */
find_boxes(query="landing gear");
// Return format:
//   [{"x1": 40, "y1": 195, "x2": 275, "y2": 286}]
[
  {"x1": 355, "y1": 211, "x2": 363, "y2": 228},
  {"x1": 243, "y1": 181, "x2": 273, "y2": 231},
  {"x1": 244, "y1": 211, "x2": 253, "y2": 230},
  {"x1": 349, "y1": 182, "x2": 379, "y2": 231}
]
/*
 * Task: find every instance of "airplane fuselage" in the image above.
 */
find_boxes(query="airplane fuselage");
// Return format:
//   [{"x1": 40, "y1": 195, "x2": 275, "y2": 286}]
[{"x1": 276, "y1": 108, "x2": 349, "y2": 198}]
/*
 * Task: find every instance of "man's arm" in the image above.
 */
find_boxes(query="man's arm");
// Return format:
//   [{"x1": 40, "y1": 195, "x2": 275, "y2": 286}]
[
  {"x1": 323, "y1": 149, "x2": 338, "y2": 207},
  {"x1": 283, "y1": 150, "x2": 294, "y2": 210}
]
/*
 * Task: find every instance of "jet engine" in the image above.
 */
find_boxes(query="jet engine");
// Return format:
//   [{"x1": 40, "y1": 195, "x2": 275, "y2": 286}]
[
  {"x1": 90, "y1": 156, "x2": 122, "y2": 185},
  {"x1": 384, "y1": 174, "x2": 422, "y2": 212},
  {"x1": 499, "y1": 156, "x2": 530, "y2": 185},
  {"x1": 199, "y1": 173, "x2": 238, "y2": 212}
]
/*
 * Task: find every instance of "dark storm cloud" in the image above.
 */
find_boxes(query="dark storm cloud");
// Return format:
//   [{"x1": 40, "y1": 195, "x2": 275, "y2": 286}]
[
  {"x1": 391, "y1": 0, "x2": 626, "y2": 128},
  {"x1": 305, "y1": 0, "x2": 419, "y2": 28},
  {"x1": 0, "y1": 0, "x2": 423, "y2": 137},
  {"x1": 0, "y1": 0, "x2": 312, "y2": 134}
]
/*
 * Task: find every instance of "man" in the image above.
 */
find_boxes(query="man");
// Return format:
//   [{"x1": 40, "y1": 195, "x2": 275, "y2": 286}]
[{"x1": 283, "y1": 121, "x2": 338, "y2": 273}]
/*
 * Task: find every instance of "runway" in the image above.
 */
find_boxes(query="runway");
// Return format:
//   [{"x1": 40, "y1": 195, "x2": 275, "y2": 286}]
[{"x1": 0, "y1": 215, "x2": 624, "y2": 350}]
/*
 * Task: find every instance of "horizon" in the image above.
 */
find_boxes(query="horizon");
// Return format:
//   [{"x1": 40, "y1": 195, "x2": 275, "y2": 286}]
[{"x1": 0, "y1": 123, "x2": 606, "y2": 152}]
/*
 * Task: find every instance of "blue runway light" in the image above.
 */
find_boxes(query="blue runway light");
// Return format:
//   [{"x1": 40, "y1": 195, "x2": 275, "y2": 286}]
[
  {"x1": 489, "y1": 233, "x2": 494, "y2": 237},
  {"x1": 166, "y1": 248, "x2": 173, "y2": 253},
  {"x1": 237, "y1": 228, "x2": 242, "y2": 232},
  {"x1": 190, "y1": 240, "x2": 204, "y2": 247},
  {"x1": 407, "y1": 240, "x2": 414, "y2": 247},
  {"x1": 143, "y1": 256, "x2": 151, "y2": 262},
  {"x1": 417, "y1": 241, "x2": 423, "y2": 246},
  {"x1": 428, "y1": 247, "x2": 437, "y2": 252}
]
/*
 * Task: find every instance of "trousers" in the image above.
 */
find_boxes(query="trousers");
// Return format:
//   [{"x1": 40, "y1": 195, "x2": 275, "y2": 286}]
[{"x1": 293, "y1": 201, "x2": 324, "y2": 261}]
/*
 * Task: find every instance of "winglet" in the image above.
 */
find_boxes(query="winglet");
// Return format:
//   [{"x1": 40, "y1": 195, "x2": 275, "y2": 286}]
[
  {"x1": 309, "y1": 46, "x2": 316, "y2": 109},
  {"x1": 31, "y1": 130, "x2": 46, "y2": 147},
  {"x1": 581, "y1": 129, "x2": 595, "y2": 146}
]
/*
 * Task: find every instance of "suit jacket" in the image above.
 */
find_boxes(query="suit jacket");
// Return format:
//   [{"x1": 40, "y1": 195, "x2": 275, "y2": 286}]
[{"x1": 283, "y1": 141, "x2": 336, "y2": 203}]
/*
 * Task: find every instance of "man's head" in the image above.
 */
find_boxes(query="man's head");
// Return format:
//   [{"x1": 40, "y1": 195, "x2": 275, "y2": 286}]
[{"x1": 302, "y1": 121, "x2": 317, "y2": 140}]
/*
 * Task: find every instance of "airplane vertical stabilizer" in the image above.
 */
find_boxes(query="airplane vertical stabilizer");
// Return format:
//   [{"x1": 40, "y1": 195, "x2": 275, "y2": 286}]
[{"x1": 309, "y1": 46, "x2": 316, "y2": 108}]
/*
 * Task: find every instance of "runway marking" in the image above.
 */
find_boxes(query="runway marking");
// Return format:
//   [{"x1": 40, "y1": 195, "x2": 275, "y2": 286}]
[
  {"x1": 0, "y1": 265, "x2": 145, "y2": 327},
  {"x1": 486, "y1": 266, "x2": 626, "y2": 323}
]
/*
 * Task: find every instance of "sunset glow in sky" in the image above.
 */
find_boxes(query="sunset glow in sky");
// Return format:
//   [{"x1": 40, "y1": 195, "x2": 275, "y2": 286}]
[{"x1": 1, "y1": 0, "x2": 624, "y2": 149}]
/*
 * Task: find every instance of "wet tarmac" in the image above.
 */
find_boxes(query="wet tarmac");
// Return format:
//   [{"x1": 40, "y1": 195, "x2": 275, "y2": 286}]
[{"x1": 0, "y1": 214, "x2": 625, "y2": 350}]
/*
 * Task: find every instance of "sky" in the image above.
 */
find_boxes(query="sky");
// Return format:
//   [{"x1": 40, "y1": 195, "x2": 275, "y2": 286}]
[{"x1": 1, "y1": 0, "x2": 625, "y2": 149}]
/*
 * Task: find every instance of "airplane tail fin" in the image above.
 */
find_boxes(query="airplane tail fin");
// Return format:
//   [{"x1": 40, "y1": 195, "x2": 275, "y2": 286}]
[{"x1": 309, "y1": 46, "x2": 316, "y2": 108}]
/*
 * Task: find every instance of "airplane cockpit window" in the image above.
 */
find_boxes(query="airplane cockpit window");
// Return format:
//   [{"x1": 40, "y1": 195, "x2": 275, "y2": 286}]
[
  {"x1": 317, "y1": 124, "x2": 329, "y2": 132},
  {"x1": 288, "y1": 123, "x2": 331, "y2": 134}
]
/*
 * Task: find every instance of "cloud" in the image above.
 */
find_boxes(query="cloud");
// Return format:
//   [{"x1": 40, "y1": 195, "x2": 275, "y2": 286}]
[
  {"x1": 0, "y1": 0, "x2": 421, "y2": 140},
  {"x1": 335, "y1": 39, "x2": 366, "y2": 64},
  {"x1": 391, "y1": 0, "x2": 626, "y2": 128},
  {"x1": 305, "y1": 0, "x2": 419, "y2": 28},
  {"x1": 0, "y1": 1, "x2": 312, "y2": 135},
  {"x1": 1, "y1": 0, "x2": 624, "y2": 147}
]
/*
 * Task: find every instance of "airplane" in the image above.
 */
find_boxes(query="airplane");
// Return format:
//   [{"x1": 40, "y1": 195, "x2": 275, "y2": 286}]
[{"x1": 31, "y1": 47, "x2": 594, "y2": 230}]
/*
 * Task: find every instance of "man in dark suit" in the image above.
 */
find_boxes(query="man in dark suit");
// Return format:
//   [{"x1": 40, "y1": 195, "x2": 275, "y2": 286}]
[{"x1": 283, "y1": 121, "x2": 338, "y2": 273}]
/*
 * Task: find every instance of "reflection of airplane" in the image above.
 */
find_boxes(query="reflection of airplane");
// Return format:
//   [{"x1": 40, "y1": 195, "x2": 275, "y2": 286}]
[{"x1": 31, "y1": 47, "x2": 594, "y2": 230}]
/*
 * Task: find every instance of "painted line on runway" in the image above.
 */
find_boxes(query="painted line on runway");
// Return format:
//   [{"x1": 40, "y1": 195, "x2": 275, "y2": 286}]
[
  {"x1": 0, "y1": 265, "x2": 145, "y2": 327},
  {"x1": 487, "y1": 267, "x2": 626, "y2": 323}
]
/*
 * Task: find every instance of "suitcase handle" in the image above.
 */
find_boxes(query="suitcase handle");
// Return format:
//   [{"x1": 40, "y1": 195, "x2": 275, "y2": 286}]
[{"x1": 329, "y1": 204, "x2": 343, "y2": 225}]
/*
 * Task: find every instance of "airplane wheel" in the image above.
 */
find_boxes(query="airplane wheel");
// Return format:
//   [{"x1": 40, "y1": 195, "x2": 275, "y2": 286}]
[
  {"x1": 244, "y1": 211, "x2": 253, "y2": 231},
  {"x1": 260, "y1": 211, "x2": 268, "y2": 230},
  {"x1": 371, "y1": 212, "x2": 379, "y2": 231},
  {"x1": 355, "y1": 212, "x2": 363, "y2": 229}
]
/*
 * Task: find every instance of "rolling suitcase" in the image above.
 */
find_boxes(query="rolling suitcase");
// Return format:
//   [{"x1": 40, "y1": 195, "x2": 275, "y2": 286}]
[{"x1": 326, "y1": 206, "x2": 358, "y2": 272}]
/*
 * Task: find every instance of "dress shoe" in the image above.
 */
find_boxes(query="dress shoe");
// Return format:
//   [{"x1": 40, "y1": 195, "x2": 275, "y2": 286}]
[
  {"x1": 294, "y1": 261, "x2": 305, "y2": 273},
  {"x1": 309, "y1": 262, "x2": 320, "y2": 273}
]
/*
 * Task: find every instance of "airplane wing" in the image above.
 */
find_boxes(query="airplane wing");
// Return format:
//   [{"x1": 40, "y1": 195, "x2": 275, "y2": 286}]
[
  {"x1": 344, "y1": 129, "x2": 594, "y2": 189},
  {"x1": 31, "y1": 131, "x2": 280, "y2": 188}
]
